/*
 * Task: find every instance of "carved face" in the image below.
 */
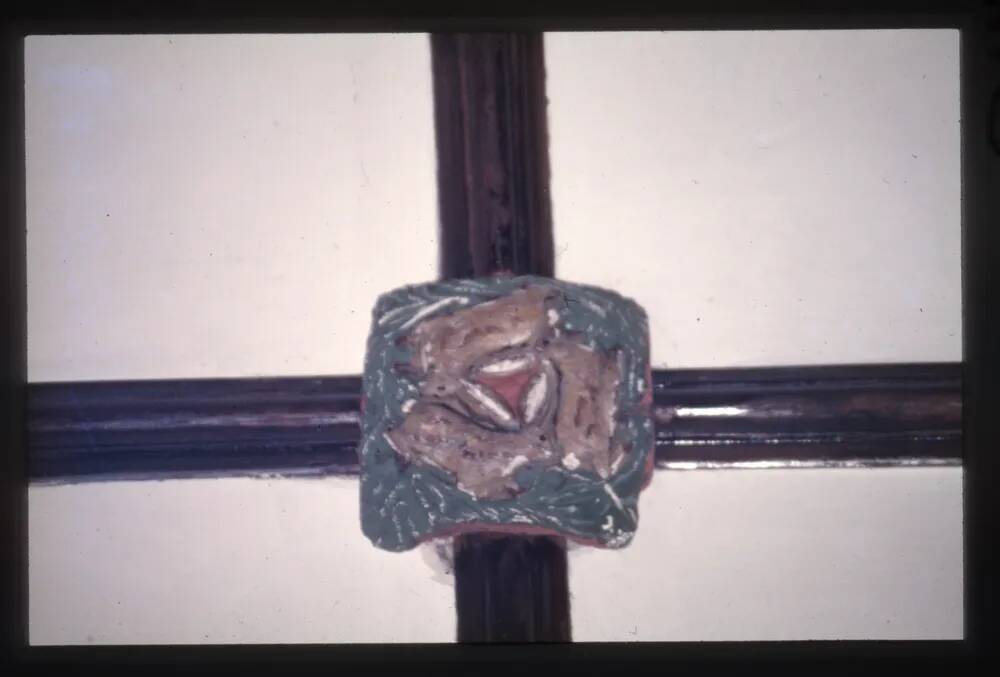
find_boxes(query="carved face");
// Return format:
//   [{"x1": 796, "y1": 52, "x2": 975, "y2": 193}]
[{"x1": 385, "y1": 285, "x2": 627, "y2": 499}]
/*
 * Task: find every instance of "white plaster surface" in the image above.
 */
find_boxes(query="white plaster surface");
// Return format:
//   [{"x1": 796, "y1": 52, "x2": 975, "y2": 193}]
[
  {"x1": 26, "y1": 31, "x2": 963, "y2": 644},
  {"x1": 567, "y1": 467, "x2": 963, "y2": 641},
  {"x1": 546, "y1": 29, "x2": 961, "y2": 369},
  {"x1": 28, "y1": 477, "x2": 456, "y2": 644},
  {"x1": 26, "y1": 34, "x2": 439, "y2": 382}
]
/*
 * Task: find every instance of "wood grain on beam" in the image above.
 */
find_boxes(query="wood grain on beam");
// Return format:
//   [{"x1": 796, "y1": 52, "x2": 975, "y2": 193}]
[{"x1": 27, "y1": 363, "x2": 962, "y2": 484}]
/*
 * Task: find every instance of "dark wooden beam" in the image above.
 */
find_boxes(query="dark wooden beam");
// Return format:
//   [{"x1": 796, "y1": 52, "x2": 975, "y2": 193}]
[
  {"x1": 431, "y1": 33, "x2": 554, "y2": 279},
  {"x1": 430, "y1": 32, "x2": 566, "y2": 643},
  {"x1": 453, "y1": 533, "x2": 571, "y2": 643},
  {"x1": 653, "y1": 362, "x2": 962, "y2": 469},
  {"x1": 27, "y1": 375, "x2": 363, "y2": 483},
  {"x1": 26, "y1": 363, "x2": 962, "y2": 484}
]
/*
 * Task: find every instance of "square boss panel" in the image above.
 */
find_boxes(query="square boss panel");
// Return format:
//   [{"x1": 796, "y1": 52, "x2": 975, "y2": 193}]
[{"x1": 359, "y1": 275, "x2": 653, "y2": 551}]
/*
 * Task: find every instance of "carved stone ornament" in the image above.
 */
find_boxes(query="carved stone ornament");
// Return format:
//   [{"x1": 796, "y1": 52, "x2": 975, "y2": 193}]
[{"x1": 359, "y1": 275, "x2": 654, "y2": 552}]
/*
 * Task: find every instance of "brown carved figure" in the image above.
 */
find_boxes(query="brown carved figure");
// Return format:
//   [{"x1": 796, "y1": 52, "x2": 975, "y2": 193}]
[{"x1": 384, "y1": 284, "x2": 627, "y2": 500}]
